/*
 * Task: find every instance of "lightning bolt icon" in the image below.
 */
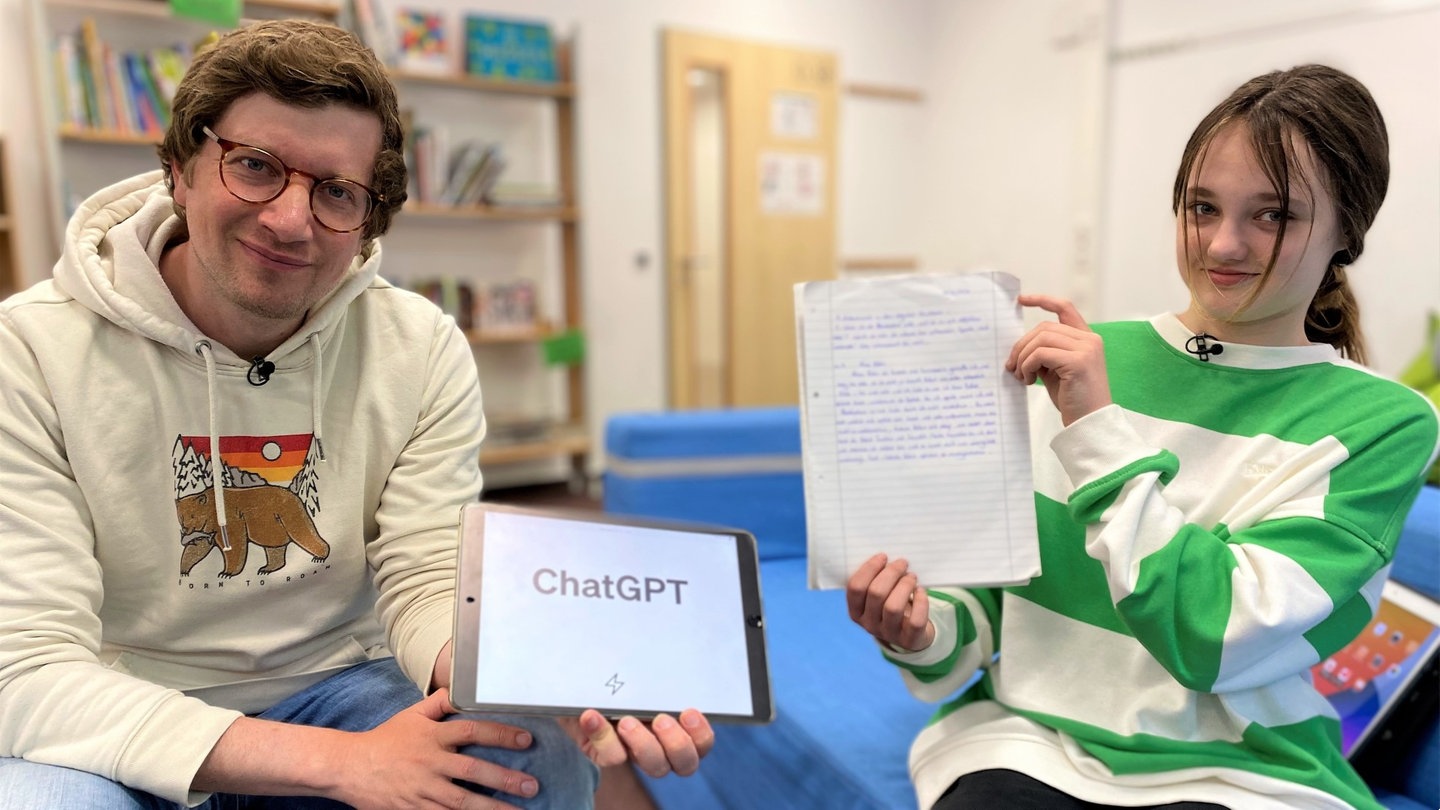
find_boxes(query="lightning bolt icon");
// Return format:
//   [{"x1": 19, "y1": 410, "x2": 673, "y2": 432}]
[{"x1": 605, "y1": 673, "x2": 624, "y2": 695}]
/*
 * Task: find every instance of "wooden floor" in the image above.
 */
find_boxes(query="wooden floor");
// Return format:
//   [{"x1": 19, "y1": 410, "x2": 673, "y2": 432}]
[{"x1": 483, "y1": 483, "x2": 660, "y2": 810}]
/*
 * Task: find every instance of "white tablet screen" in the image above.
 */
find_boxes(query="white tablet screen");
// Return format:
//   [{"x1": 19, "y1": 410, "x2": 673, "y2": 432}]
[{"x1": 455, "y1": 505, "x2": 770, "y2": 720}]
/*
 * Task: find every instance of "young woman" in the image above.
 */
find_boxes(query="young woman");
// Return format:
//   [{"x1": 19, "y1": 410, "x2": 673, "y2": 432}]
[{"x1": 847, "y1": 65, "x2": 1440, "y2": 810}]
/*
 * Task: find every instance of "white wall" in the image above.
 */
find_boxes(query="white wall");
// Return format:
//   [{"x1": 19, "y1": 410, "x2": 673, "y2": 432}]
[
  {"x1": 1102, "y1": 0, "x2": 1440, "y2": 375},
  {"x1": 915, "y1": 0, "x2": 1108, "y2": 311}
]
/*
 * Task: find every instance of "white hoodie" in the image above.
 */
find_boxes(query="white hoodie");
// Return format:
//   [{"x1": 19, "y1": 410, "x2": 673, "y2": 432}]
[{"x1": 0, "y1": 172, "x2": 485, "y2": 804}]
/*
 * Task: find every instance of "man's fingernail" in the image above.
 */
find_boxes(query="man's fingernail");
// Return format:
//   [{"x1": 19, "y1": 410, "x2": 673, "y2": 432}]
[
  {"x1": 682, "y1": 712, "x2": 702, "y2": 729},
  {"x1": 521, "y1": 779, "x2": 538, "y2": 797},
  {"x1": 516, "y1": 731, "x2": 532, "y2": 747},
  {"x1": 619, "y1": 716, "x2": 640, "y2": 732},
  {"x1": 653, "y1": 714, "x2": 676, "y2": 730}
]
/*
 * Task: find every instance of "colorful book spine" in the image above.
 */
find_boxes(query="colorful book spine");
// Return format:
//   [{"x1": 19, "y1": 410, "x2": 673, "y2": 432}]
[
  {"x1": 53, "y1": 33, "x2": 89, "y2": 128},
  {"x1": 123, "y1": 53, "x2": 161, "y2": 135},
  {"x1": 105, "y1": 47, "x2": 135, "y2": 133},
  {"x1": 147, "y1": 46, "x2": 189, "y2": 110},
  {"x1": 352, "y1": 0, "x2": 396, "y2": 65},
  {"x1": 78, "y1": 17, "x2": 114, "y2": 131}
]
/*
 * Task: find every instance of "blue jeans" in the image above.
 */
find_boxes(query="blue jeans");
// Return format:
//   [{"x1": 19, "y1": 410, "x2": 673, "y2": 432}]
[{"x1": 0, "y1": 657, "x2": 598, "y2": 809}]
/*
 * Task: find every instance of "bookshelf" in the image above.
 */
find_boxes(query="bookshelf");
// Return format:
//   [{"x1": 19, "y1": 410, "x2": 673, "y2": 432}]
[
  {"x1": 0, "y1": 137, "x2": 18, "y2": 298},
  {"x1": 27, "y1": 0, "x2": 588, "y2": 484},
  {"x1": 384, "y1": 43, "x2": 588, "y2": 482}
]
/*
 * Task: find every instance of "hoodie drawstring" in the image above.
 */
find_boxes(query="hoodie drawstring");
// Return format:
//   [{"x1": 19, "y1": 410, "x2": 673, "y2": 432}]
[
  {"x1": 193, "y1": 340, "x2": 231, "y2": 552},
  {"x1": 308, "y1": 333, "x2": 326, "y2": 462},
  {"x1": 192, "y1": 334, "x2": 326, "y2": 555}
]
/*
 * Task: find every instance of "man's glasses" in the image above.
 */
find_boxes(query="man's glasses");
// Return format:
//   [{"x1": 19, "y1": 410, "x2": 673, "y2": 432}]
[{"x1": 201, "y1": 126, "x2": 384, "y2": 234}]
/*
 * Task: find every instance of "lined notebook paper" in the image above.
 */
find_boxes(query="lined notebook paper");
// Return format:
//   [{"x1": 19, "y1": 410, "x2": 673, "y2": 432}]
[{"x1": 794, "y1": 272, "x2": 1040, "y2": 590}]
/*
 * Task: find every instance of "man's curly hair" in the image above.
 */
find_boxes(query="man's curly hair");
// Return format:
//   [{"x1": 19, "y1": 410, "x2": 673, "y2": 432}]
[{"x1": 158, "y1": 20, "x2": 407, "y2": 241}]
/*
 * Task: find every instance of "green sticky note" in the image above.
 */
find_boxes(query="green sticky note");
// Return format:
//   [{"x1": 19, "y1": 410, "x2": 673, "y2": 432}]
[
  {"x1": 541, "y1": 328, "x2": 585, "y2": 366},
  {"x1": 170, "y1": 0, "x2": 239, "y2": 28}
]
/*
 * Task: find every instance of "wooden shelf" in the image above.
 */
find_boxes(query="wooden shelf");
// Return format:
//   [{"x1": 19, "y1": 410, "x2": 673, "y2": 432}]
[
  {"x1": 466, "y1": 322, "x2": 554, "y2": 345},
  {"x1": 44, "y1": 0, "x2": 340, "y2": 18},
  {"x1": 59, "y1": 126, "x2": 162, "y2": 146},
  {"x1": 245, "y1": 0, "x2": 341, "y2": 15},
  {"x1": 400, "y1": 37, "x2": 586, "y2": 478},
  {"x1": 390, "y1": 69, "x2": 575, "y2": 99},
  {"x1": 480, "y1": 424, "x2": 589, "y2": 466},
  {"x1": 400, "y1": 202, "x2": 578, "y2": 223}
]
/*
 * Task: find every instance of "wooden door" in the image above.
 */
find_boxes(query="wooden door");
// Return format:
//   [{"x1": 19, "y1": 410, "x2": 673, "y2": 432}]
[{"x1": 663, "y1": 29, "x2": 838, "y2": 408}]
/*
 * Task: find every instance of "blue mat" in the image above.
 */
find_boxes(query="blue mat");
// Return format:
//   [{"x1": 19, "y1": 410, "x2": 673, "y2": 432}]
[{"x1": 641, "y1": 558, "x2": 933, "y2": 809}]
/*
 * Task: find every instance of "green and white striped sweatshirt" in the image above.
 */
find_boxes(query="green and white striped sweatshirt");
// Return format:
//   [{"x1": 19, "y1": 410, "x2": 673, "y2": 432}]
[{"x1": 884, "y1": 313, "x2": 1440, "y2": 810}]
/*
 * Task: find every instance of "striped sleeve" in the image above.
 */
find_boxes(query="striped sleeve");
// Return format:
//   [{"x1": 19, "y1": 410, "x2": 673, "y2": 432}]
[{"x1": 1051, "y1": 400, "x2": 1437, "y2": 693}]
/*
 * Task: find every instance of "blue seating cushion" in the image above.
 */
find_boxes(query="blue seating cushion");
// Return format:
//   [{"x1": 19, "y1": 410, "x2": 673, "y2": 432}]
[
  {"x1": 641, "y1": 557, "x2": 933, "y2": 809},
  {"x1": 605, "y1": 407, "x2": 802, "y2": 459},
  {"x1": 604, "y1": 408, "x2": 807, "y2": 560},
  {"x1": 1390, "y1": 484, "x2": 1439, "y2": 600}
]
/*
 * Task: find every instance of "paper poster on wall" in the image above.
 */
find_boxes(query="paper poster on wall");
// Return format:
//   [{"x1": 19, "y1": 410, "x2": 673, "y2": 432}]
[
  {"x1": 759, "y1": 152, "x2": 826, "y2": 216},
  {"x1": 771, "y1": 92, "x2": 818, "y2": 139}
]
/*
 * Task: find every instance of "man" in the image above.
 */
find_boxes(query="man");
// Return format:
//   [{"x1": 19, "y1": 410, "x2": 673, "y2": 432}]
[{"x1": 0, "y1": 19, "x2": 710, "y2": 808}]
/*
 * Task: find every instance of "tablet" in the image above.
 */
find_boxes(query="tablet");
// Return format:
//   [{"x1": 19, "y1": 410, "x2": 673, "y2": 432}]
[
  {"x1": 1310, "y1": 578, "x2": 1440, "y2": 758},
  {"x1": 450, "y1": 502, "x2": 773, "y2": 723}
]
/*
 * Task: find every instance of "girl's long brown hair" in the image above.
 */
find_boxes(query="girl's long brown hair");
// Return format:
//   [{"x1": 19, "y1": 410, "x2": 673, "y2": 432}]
[{"x1": 1171, "y1": 65, "x2": 1388, "y2": 364}]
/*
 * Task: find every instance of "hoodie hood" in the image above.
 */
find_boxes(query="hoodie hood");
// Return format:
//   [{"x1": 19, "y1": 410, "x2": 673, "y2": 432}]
[{"x1": 54, "y1": 170, "x2": 383, "y2": 368}]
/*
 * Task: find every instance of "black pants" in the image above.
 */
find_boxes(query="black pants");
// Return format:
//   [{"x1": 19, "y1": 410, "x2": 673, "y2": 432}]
[{"x1": 932, "y1": 769, "x2": 1229, "y2": 810}]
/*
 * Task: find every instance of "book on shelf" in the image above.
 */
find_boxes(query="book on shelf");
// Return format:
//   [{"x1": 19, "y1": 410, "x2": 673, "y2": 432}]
[
  {"x1": 793, "y1": 271, "x2": 1041, "y2": 590},
  {"x1": 53, "y1": 19, "x2": 190, "y2": 136},
  {"x1": 394, "y1": 8, "x2": 451, "y2": 75},
  {"x1": 402, "y1": 123, "x2": 508, "y2": 208},
  {"x1": 403, "y1": 121, "x2": 446, "y2": 204},
  {"x1": 350, "y1": 0, "x2": 397, "y2": 65},
  {"x1": 104, "y1": 47, "x2": 137, "y2": 134},
  {"x1": 441, "y1": 140, "x2": 505, "y2": 207},
  {"x1": 122, "y1": 54, "x2": 157, "y2": 133},
  {"x1": 410, "y1": 276, "x2": 474, "y2": 330},
  {"x1": 462, "y1": 14, "x2": 557, "y2": 83},
  {"x1": 78, "y1": 17, "x2": 114, "y2": 132},
  {"x1": 148, "y1": 47, "x2": 190, "y2": 108},
  {"x1": 406, "y1": 277, "x2": 538, "y2": 335},
  {"x1": 53, "y1": 33, "x2": 89, "y2": 129},
  {"x1": 474, "y1": 279, "x2": 537, "y2": 332}
]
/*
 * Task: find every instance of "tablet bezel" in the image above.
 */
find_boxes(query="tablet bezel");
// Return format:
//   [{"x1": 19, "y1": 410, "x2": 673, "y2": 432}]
[{"x1": 449, "y1": 502, "x2": 773, "y2": 723}]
